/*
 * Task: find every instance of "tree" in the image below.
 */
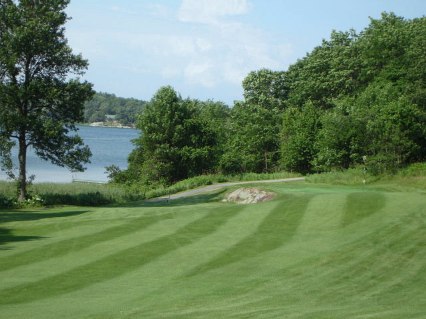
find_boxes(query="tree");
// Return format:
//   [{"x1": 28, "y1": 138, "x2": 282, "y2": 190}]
[
  {"x1": 285, "y1": 30, "x2": 360, "y2": 109},
  {"x1": 242, "y1": 69, "x2": 288, "y2": 110},
  {"x1": 351, "y1": 80, "x2": 426, "y2": 173},
  {"x1": 281, "y1": 102, "x2": 321, "y2": 174},
  {"x1": 220, "y1": 102, "x2": 281, "y2": 174},
  {"x1": 220, "y1": 70, "x2": 286, "y2": 174},
  {"x1": 0, "y1": 0, "x2": 93, "y2": 200},
  {"x1": 312, "y1": 103, "x2": 362, "y2": 172},
  {"x1": 126, "y1": 86, "x2": 221, "y2": 186}
]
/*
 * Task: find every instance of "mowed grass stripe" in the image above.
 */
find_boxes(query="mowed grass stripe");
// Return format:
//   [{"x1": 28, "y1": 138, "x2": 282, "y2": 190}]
[
  {"x1": 181, "y1": 228, "x2": 424, "y2": 317},
  {"x1": 0, "y1": 206, "x2": 243, "y2": 305},
  {"x1": 1, "y1": 184, "x2": 425, "y2": 319},
  {"x1": 151, "y1": 192, "x2": 424, "y2": 319},
  {"x1": 59, "y1": 203, "x2": 272, "y2": 315},
  {"x1": 0, "y1": 209, "x2": 203, "y2": 290},
  {"x1": 246, "y1": 204, "x2": 425, "y2": 307},
  {"x1": 278, "y1": 209, "x2": 422, "y2": 293},
  {"x1": 342, "y1": 191, "x2": 386, "y2": 226},
  {"x1": 186, "y1": 194, "x2": 313, "y2": 277},
  {"x1": 0, "y1": 212, "x2": 173, "y2": 272}
]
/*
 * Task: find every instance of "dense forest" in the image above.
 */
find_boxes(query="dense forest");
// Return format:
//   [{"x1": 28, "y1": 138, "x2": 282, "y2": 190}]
[
  {"x1": 83, "y1": 92, "x2": 147, "y2": 126},
  {"x1": 110, "y1": 13, "x2": 426, "y2": 186}
]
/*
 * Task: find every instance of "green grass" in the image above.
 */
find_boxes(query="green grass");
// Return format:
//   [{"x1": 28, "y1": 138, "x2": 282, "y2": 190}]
[
  {"x1": 144, "y1": 171, "x2": 301, "y2": 199},
  {"x1": 0, "y1": 181, "x2": 425, "y2": 318},
  {"x1": 306, "y1": 163, "x2": 426, "y2": 190},
  {"x1": 0, "y1": 181, "x2": 144, "y2": 207},
  {"x1": 0, "y1": 171, "x2": 300, "y2": 208}
]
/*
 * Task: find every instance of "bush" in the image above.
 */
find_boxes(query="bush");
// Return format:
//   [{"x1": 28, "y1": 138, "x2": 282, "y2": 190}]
[
  {"x1": 306, "y1": 167, "x2": 379, "y2": 185},
  {"x1": 365, "y1": 154, "x2": 399, "y2": 176},
  {"x1": 0, "y1": 194, "x2": 15, "y2": 209},
  {"x1": 398, "y1": 162, "x2": 426, "y2": 177}
]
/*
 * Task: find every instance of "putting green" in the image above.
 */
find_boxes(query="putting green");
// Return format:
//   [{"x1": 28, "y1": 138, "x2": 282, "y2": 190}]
[{"x1": 0, "y1": 183, "x2": 425, "y2": 318}]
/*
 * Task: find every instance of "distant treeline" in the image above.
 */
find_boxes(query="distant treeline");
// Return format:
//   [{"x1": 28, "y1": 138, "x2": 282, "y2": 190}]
[
  {"x1": 109, "y1": 13, "x2": 426, "y2": 187},
  {"x1": 84, "y1": 92, "x2": 147, "y2": 125}
]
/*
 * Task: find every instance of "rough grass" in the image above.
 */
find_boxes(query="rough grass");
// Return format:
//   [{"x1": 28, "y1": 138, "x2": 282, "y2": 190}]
[
  {"x1": 0, "y1": 171, "x2": 300, "y2": 208},
  {"x1": 0, "y1": 181, "x2": 144, "y2": 208},
  {"x1": 306, "y1": 163, "x2": 426, "y2": 190},
  {"x1": 0, "y1": 181, "x2": 424, "y2": 318}
]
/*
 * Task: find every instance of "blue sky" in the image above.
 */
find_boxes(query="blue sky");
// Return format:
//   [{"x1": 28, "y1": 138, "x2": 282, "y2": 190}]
[{"x1": 65, "y1": 0, "x2": 425, "y2": 105}]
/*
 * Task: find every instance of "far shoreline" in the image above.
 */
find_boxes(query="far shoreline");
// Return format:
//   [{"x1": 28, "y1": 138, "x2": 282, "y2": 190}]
[{"x1": 78, "y1": 122, "x2": 137, "y2": 129}]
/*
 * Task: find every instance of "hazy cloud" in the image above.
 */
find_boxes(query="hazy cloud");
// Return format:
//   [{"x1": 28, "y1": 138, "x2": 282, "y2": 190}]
[
  {"x1": 173, "y1": 0, "x2": 291, "y2": 88},
  {"x1": 178, "y1": 0, "x2": 250, "y2": 24},
  {"x1": 66, "y1": 0, "x2": 294, "y2": 102}
]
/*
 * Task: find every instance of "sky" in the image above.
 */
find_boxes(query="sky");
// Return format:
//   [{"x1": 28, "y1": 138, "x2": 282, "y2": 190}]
[{"x1": 65, "y1": 0, "x2": 425, "y2": 105}]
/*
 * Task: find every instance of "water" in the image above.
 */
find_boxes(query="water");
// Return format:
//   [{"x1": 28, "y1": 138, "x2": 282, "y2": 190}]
[{"x1": 0, "y1": 126, "x2": 139, "y2": 183}]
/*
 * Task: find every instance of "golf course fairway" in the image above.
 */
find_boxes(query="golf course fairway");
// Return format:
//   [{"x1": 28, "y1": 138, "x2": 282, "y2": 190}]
[{"x1": 0, "y1": 182, "x2": 425, "y2": 318}]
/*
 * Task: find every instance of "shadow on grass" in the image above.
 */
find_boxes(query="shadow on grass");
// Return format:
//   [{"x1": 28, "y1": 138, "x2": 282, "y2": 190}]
[
  {"x1": 41, "y1": 192, "x2": 114, "y2": 207},
  {"x1": 0, "y1": 210, "x2": 89, "y2": 223},
  {"x1": 140, "y1": 190, "x2": 227, "y2": 208},
  {"x1": 0, "y1": 227, "x2": 45, "y2": 250}
]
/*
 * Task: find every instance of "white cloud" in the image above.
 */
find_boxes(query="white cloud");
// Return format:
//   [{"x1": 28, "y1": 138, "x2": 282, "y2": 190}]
[
  {"x1": 178, "y1": 0, "x2": 250, "y2": 24},
  {"x1": 67, "y1": 0, "x2": 294, "y2": 101},
  {"x1": 172, "y1": 0, "x2": 291, "y2": 89}
]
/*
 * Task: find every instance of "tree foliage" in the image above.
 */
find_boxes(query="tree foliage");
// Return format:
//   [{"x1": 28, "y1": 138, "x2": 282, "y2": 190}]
[
  {"x1": 281, "y1": 12, "x2": 426, "y2": 174},
  {"x1": 0, "y1": 0, "x2": 93, "y2": 200},
  {"x1": 220, "y1": 102, "x2": 281, "y2": 174},
  {"x1": 83, "y1": 92, "x2": 146, "y2": 125},
  {"x1": 120, "y1": 86, "x2": 226, "y2": 186},
  {"x1": 119, "y1": 12, "x2": 425, "y2": 187},
  {"x1": 242, "y1": 69, "x2": 288, "y2": 110}
]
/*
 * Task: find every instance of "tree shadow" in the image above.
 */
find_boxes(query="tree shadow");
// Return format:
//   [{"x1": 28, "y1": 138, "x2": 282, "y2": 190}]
[
  {"x1": 0, "y1": 210, "x2": 89, "y2": 223},
  {"x1": 0, "y1": 227, "x2": 45, "y2": 250},
  {"x1": 0, "y1": 209, "x2": 88, "y2": 250}
]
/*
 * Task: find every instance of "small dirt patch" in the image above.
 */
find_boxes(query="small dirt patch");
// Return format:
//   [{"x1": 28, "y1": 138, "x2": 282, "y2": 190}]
[{"x1": 223, "y1": 188, "x2": 275, "y2": 204}]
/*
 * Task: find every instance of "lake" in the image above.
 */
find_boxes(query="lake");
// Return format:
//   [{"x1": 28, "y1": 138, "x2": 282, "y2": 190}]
[{"x1": 0, "y1": 126, "x2": 139, "y2": 183}]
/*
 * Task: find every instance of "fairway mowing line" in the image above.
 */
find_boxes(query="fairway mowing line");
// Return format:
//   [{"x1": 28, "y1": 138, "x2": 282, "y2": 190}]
[
  {"x1": 0, "y1": 207, "x2": 242, "y2": 305},
  {"x1": 183, "y1": 194, "x2": 313, "y2": 278},
  {"x1": 225, "y1": 213, "x2": 421, "y2": 306},
  {"x1": 0, "y1": 220, "x2": 124, "y2": 269},
  {"x1": 295, "y1": 193, "x2": 346, "y2": 236},
  {"x1": 0, "y1": 211, "x2": 97, "y2": 255},
  {"x1": 341, "y1": 191, "x2": 386, "y2": 227},
  {"x1": 128, "y1": 195, "x2": 315, "y2": 317},
  {"x1": 0, "y1": 210, "x2": 201, "y2": 291},
  {"x1": 290, "y1": 220, "x2": 425, "y2": 304},
  {"x1": 0, "y1": 211, "x2": 175, "y2": 272},
  {"x1": 112, "y1": 203, "x2": 276, "y2": 309},
  {"x1": 164, "y1": 202, "x2": 271, "y2": 275},
  {"x1": 53, "y1": 205, "x2": 249, "y2": 315}
]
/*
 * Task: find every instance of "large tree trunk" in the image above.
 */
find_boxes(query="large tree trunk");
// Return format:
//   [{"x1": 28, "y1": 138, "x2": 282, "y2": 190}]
[{"x1": 18, "y1": 133, "x2": 27, "y2": 202}]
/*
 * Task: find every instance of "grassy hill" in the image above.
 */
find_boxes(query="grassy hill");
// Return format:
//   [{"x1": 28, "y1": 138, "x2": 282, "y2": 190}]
[{"x1": 0, "y1": 181, "x2": 425, "y2": 318}]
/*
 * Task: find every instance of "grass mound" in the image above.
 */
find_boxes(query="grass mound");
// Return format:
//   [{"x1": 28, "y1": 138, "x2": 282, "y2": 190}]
[{"x1": 0, "y1": 182, "x2": 424, "y2": 318}]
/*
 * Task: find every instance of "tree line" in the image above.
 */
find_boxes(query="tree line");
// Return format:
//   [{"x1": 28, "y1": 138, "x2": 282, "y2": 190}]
[
  {"x1": 1, "y1": 2, "x2": 424, "y2": 200},
  {"x1": 111, "y1": 12, "x2": 426, "y2": 187},
  {"x1": 83, "y1": 92, "x2": 146, "y2": 126}
]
